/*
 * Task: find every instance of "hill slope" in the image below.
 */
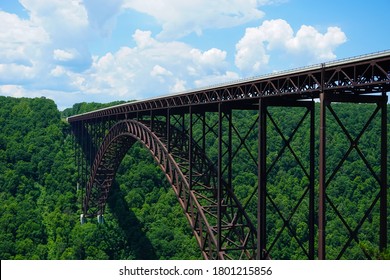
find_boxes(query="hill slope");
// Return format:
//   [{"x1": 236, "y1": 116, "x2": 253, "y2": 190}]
[{"x1": 0, "y1": 96, "x2": 199, "y2": 260}]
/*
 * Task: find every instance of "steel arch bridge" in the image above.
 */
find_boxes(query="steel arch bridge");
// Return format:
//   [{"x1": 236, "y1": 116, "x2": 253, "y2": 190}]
[{"x1": 68, "y1": 50, "x2": 390, "y2": 260}]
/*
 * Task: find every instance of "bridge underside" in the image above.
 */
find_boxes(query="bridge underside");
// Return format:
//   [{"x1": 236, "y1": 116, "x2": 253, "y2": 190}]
[{"x1": 69, "y1": 52, "x2": 390, "y2": 259}]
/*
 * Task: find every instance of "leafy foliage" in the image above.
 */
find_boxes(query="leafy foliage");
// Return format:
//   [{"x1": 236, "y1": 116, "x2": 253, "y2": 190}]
[{"x1": 0, "y1": 97, "x2": 199, "y2": 260}]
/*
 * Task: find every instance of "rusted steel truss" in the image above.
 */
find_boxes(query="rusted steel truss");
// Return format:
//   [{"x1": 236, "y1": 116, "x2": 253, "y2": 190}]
[
  {"x1": 318, "y1": 93, "x2": 388, "y2": 259},
  {"x1": 258, "y1": 99, "x2": 315, "y2": 259},
  {"x1": 69, "y1": 51, "x2": 390, "y2": 122},
  {"x1": 69, "y1": 51, "x2": 390, "y2": 259}
]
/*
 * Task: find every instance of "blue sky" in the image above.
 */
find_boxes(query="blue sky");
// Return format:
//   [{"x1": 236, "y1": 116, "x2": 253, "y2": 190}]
[{"x1": 0, "y1": 0, "x2": 389, "y2": 110}]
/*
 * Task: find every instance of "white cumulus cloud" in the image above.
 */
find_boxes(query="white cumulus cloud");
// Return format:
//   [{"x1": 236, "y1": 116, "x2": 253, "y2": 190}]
[
  {"x1": 123, "y1": 0, "x2": 268, "y2": 39},
  {"x1": 133, "y1": 30, "x2": 156, "y2": 49},
  {"x1": 0, "y1": 85, "x2": 29, "y2": 98},
  {"x1": 53, "y1": 49, "x2": 78, "y2": 62},
  {"x1": 194, "y1": 71, "x2": 240, "y2": 88},
  {"x1": 0, "y1": 64, "x2": 36, "y2": 84},
  {"x1": 83, "y1": 0, "x2": 123, "y2": 36},
  {"x1": 287, "y1": 25, "x2": 347, "y2": 60},
  {"x1": 170, "y1": 79, "x2": 187, "y2": 93},
  {"x1": 190, "y1": 48, "x2": 227, "y2": 74},
  {"x1": 72, "y1": 29, "x2": 236, "y2": 100},
  {"x1": 0, "y1": 10, "x2": 49, "y2": 83},
  {"x1": 18, "y1": 0, "x2": 92, "y2": 71},
  {"x1": 235, "y1": 19, "x2": 347, "y2": 74},
  {"x1": 151, "y1": 65, "x2": 173, "y2": 77},
  {"x1": 19, "y1": 0, "x2": 89, "y2": 34},
  {"x1": 50, "y1": 65, "x2": 67, "y2": 77}
]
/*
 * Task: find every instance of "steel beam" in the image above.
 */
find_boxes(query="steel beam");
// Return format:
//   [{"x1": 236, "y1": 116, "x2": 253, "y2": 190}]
[
  {"x1": 189, "y1": 106, "x2": 193, "y2": 191},
  {"x1": 257, "y1": 98, "x2": 267, "y2": 259},
  {"x1": 167, "y1": 109, "x2": 171, "y2": 153},
  {"x1": 217, "y1": 102, "x2": 223, "y2": 256},
  {"x1": 309, "y1": 101, "x2": 315, "y2": 259},
  {"x1": 319, "y1": 92, "x2": 326, "y2": 260},
  {"x1": 380, "y1": 92, "x2": 388, "y2": 252}
]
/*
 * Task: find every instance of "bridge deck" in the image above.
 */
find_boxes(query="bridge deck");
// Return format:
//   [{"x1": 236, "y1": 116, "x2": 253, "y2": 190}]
[{"x1": 67, "y1": 50, "x2": 390, "y2": 122}]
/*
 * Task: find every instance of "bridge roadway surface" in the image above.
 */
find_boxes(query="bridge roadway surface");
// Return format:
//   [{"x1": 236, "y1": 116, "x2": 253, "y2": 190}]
[{"x1": 68, "y1": 50, "x2": 390, "y2": 260}]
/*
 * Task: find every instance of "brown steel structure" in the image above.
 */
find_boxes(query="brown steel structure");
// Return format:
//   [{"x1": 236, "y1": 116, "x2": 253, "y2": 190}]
[{"x1": 68, "y1": 50, "x2": 390, "y2": 260}]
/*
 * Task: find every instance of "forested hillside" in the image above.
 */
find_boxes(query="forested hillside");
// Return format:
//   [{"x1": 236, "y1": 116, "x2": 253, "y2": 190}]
[
  {"x1": 0, "y1": 96, "x2": 388, "y2": 259},
  {"x1": 0, "y1": 96, "x2": 199, "y2": 260}
]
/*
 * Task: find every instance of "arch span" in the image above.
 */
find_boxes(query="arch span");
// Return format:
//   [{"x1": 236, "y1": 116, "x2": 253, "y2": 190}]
[{"x1": 83, "y1": 119, "x2": 257, "y2": 259}]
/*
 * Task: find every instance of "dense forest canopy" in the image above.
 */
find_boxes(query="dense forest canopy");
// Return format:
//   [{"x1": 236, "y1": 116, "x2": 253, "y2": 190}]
[
  {"x1": 0, "y1": 96, "x2": 199, "y2": 260},
  {"x1": 0, "y1": 95, "x2": 388, "y2": 259}
]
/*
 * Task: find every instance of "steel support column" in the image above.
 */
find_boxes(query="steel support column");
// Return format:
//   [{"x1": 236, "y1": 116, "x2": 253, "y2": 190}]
[
  {"x1": 380, "y1": 92, "x2": 388, "y2": 252},
  {"x1": 150, "y1": 110, "x2": 154, "y2": 131},
  {"x1": 167, "y1": 109, "x2": 171, "y2": 153},
  {"x1": 189, "y1": 106, "x2": 193, "y2": 191},
  {"x1": 257, "y1": 98, "x2": 267, "y2": 259},
  {"x1": 309, "y1": 101, "x2": 315, "y2": 259},
  {"x1": 217, "y1": 102, "x2": 223, "y2": 256},
  {"x1": 201, "y1": 112, "x2": 206, "y2": 155},
  {"x1": 319, "y1": 92, "x2": 326, "y2": 260},
  {"x1": 227, "y1": 110, "x2": 233, "y2": 195}
]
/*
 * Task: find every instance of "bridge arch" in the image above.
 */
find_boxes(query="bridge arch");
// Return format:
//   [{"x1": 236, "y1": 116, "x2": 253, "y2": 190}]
[{"x1": 82, "y1": 119, "x2": 257, "y2": 260}]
